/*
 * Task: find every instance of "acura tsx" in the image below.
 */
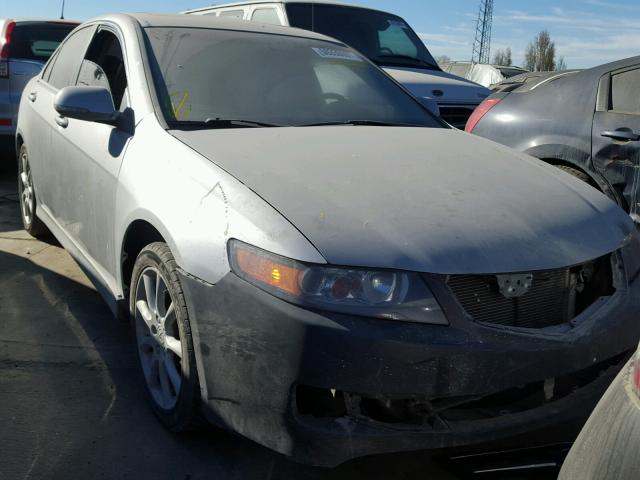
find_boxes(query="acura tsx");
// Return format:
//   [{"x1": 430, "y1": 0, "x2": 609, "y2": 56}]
[{"x1": 15, "y1": 13, "x2": 640, "y2": 466}]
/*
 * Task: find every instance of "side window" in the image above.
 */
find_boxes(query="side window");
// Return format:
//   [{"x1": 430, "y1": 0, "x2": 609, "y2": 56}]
[
  {"x1": 77, "y1": 30, "x2": 128, "y2": 110},
  {"x1": 378, "y1": 23, "x2": 418, "y2": 58},
  {"x1": 41, "y1": 50, "x2": 58, "y2": 82},
  {"x1": 611, "y1": 69, "x2": 640, "y2": 115},
  {"x1": 47, "y1": 26, "x2": 95, "y2": 89},
  {"x1": 251, "y1": 8, "x2": 282, "y2": 25},
  {"x1": 219, "y1": 10, "x2": 245, "y2": 19}
]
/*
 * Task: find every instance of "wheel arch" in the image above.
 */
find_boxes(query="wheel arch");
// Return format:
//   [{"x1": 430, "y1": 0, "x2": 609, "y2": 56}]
[
  {"x1": 538, "y1": 157, "x2": 626, "y2": 209},
  {"x1": 522, "y1": 143, "x2": 624, "y2": 207},
  {"x1": 541, "y1": 158, "x2": 600, "y2": 189},
  {"x1": 120, "y1": 219, "x2": 169, "y2": 298},
  {"x1": 15, "y1": 131, "x2": 24, "y2": 153}
]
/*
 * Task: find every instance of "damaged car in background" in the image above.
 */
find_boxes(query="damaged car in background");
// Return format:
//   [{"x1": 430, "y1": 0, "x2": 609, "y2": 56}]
[
  {"x1": 15, "y1": 13, "x2": 640, "y2": 466},
  {"x1": 466, "y1": 56, "x2": 640, "y2": 221}
]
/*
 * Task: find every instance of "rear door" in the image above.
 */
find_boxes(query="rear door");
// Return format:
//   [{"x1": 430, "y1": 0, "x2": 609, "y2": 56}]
[
  {"x1": 592, "y1": 65, "x2": 640, "y2": 217},
  {"x1": 23, "y1": 24, "x2": 95, "y2": 211}
]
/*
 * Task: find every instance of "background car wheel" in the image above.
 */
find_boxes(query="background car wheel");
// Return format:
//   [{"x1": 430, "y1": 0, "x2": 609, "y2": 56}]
[
  {"x1": 554, "y1": 164, "x2": 592, "y2": 185},
  {"x1": 18, "y1": 145, "x2": 48, "y2": 238},
  {"x1": 130, "y1": 242, "x2": 202, "y2": 431}
]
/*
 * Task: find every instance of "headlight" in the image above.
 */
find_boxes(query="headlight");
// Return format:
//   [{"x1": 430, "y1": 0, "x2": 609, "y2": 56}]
[{"x1": 228, "y1": 240, "x2": 447, "y2": 325}]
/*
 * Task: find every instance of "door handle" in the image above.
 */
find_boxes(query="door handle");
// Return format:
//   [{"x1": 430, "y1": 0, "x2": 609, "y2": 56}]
[
  {"x1": 55, "y1": 115, "x2": 68, "y2": 128},
  {"x1": 28, "y1": 92, "x2": 37, "y2": 102},
  {"x1": 601, "y1": 129, "x2": 640, "y2": 142}
]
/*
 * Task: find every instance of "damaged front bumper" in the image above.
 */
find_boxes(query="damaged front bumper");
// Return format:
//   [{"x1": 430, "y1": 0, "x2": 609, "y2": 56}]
[{"x1": 178, "y1": 257, "x2": 640, "y2": 467}]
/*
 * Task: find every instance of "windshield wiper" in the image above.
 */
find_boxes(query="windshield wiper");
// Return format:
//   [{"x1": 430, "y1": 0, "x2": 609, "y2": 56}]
[
  {"x1": 301, "y1": 120, "x2": 424, "y2": 127},
  {"x1": 372, "y1": 54, "x2": 437, "y2": 69},
  {"x1": 171, "y1": 118, "x2": 284, "y2": 129},
  {"x1": 203, "y1": 118, "x2": 284, "y2": 128}
]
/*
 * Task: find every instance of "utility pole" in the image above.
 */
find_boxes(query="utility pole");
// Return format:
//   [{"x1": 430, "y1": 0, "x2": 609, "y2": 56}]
[
  {"x1": 471, "y1": 0, "x2": 494, "y2": 64},
  {"x1": 60, "y1": 0, "x2": 66, "y2": 20}
]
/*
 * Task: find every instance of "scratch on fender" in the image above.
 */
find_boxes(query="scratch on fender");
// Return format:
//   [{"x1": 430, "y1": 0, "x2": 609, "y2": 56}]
[{"x1": 200, "y1": 182, "x2": 230, "y2": 237}]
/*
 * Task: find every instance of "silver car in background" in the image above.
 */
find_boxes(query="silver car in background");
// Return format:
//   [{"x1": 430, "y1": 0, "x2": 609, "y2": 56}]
[
  {"x1": 15, "y1": 13, "x2": 640, "y2": 466},
  {"x1": 0, "y1": 18, "x2": 77, "y2": 156}
]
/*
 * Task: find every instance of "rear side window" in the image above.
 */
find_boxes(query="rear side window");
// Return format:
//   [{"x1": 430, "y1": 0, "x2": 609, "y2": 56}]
[
  {"x1": 10, "y1": 23, "x2": 77, "y2": 61},
  {"x1": 47, "y1": 26, "x2": 95, "y2": 89},
  {"x1": 251, "y1": 8, "x2": 281, "y2": 25},
  {"x1": 219, "y1": 10, "x2": 245, "y2": 19},
  {"x1": 611, "y1": 68, "x2": 640, "y2": 115}
]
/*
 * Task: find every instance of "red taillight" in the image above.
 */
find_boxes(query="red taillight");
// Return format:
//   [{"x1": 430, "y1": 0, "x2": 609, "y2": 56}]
[
  {"x1": 464, "y1": 97, "x2": 502, "y2": 133},
  {"x1": 0, "y1": 119, "x2": 11, "y2": 126},
  {"x1": 0, "y1": 21, "x2": 16, "y2": 78}
]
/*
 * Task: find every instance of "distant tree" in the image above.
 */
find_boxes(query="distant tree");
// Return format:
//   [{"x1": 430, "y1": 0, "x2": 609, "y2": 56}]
[
  {"x1": 556, "y1": 56, "x2": 567, "y2": 71},
  {"x1": 436, "y1": 55, "x2": 451, "y2": 66},
  {"x1": 493, "y1": 47, "x2": 512, "y2": 66},
  {"x1": 524, "y1": 30, "x2": 556, "y2": 71}
]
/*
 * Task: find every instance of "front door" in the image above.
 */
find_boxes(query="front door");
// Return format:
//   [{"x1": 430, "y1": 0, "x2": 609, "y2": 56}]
[
  {"x1": 592, "y1": 65, "x2": 640, "y2": 218},
  {"x1": 50, "y1": 26, "x2": 132, "y2": 289}
]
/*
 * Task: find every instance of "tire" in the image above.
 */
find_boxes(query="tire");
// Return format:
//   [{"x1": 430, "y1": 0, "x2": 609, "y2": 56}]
[
  {"x1": 130, "y1": 242, "x2": 202, "y2": 431},
  {"x1": 554, "y1": 164, "x2": 592, "y2": 185},
  {"x1": 17, "y1": 145, "x2": 49, "y2": 238}
]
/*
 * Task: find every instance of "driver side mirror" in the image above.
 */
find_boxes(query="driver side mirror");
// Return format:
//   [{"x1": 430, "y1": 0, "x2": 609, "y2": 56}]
[
  {"x1": 54, "y1": 86, "x2": 121, "y2": 127},
  {"x1": 418, "y1": 97, "x2": 440, "y2": 118}
]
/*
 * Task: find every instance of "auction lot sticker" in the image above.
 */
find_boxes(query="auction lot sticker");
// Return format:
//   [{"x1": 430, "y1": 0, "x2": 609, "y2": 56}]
[{"x1": 312, "y1": 47, "x2": 363, "y2": 62}]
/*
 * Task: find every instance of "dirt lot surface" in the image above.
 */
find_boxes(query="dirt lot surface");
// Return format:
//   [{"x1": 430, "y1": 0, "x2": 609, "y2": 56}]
[{"x1": 0, "y1": 161, "x2": 559, "y2": 480}]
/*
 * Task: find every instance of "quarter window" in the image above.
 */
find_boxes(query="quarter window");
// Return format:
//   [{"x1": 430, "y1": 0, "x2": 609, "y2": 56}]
[
  {"x1": 611, "y1": 69, "x2": 640, "y2": 115},
  {"x1": 251, "y1": 8, "x2": 281, "y2": 25},
  {"x1": 47, "y1": 26, "x2": 95, "y2": 89}
]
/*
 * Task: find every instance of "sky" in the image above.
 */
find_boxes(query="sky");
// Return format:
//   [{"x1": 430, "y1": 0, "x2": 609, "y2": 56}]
[{"x1": 4, "y1": 0, "x2": 640, "y2": 69}]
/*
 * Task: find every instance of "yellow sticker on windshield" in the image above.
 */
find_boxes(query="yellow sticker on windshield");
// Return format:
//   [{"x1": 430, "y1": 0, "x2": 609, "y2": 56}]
[{"x1": 171, "y1": 91, "x2": 191, "y2": 120}]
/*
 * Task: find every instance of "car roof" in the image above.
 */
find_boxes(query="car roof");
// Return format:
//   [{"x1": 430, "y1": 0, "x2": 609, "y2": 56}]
[
  {"x1": 184, "y1": 0, "x2": 391, "y2": 16},
  {"x1": 90, "y1": 12, "x2": 344, "y2": 43},
  {"x1": 585, "y1": 55, "x2": 640, "y2": 76}
]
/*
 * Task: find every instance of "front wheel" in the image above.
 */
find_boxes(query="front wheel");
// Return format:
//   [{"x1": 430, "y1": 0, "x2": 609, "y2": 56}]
[
  {"x1": 130, "y1": 242, "x2": 202, "y2": 431},
  {"x1": 18, "y1": 145, "x2": 48, "y2": 237}
]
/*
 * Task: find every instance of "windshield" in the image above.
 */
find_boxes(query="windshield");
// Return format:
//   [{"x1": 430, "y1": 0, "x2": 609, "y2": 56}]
[
  {"x1": 144, "y1": 27, "x2": 442, "y2": 129},
  {"x1": 10, "y1": 22, "x2": 77, "y2": 61},
  {"x1": 285, "y1": 3, "x2": 439, "y2": 70}
]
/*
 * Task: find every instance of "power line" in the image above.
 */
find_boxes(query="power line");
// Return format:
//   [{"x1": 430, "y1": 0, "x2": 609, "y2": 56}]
[{"x1": 471, "y1": 0, "x2": 493, "y2": 64}]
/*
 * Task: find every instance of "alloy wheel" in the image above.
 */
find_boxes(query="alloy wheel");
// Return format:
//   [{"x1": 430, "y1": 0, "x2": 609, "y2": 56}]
[
  {"x1": 135, "y1": 267, "x2": 183, "y2": 410},
  {"x1": 19, "y1": 151, "x2": 34, "y2": 226}
]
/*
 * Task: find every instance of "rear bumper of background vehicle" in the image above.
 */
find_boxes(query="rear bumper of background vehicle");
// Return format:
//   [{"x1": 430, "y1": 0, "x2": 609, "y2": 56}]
[{"x1": 178, "y1": 270, "x2": 640, "y2": 467}]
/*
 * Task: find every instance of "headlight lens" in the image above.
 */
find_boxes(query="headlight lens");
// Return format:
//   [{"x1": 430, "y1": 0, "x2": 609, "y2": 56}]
[{"x1": 228, "y1": 240, "x2": 447, "y2": 325}]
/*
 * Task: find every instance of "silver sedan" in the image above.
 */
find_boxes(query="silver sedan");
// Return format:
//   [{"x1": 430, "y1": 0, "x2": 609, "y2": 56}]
[{"x1": 15, "y1": 13, "x2": 640, "y2": 466}]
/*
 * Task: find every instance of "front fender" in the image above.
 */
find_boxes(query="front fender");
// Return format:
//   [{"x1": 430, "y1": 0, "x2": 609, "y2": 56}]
[{"x1": 114, "y1": 118, "x2": 325, "y2": 292}]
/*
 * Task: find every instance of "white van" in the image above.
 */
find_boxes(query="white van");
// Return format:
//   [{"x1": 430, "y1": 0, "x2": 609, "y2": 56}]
[{"x1": 184, "y1": 1, "x2": 492, "y2": 128}]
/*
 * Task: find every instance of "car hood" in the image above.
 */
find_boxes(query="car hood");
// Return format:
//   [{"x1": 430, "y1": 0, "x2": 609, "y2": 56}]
[
  {"x1": 384, "y1": 67, "x2": 491, "y2": 104},
  {"x1": 171, "y1": 127, "x2": 633, "y2": 274}
]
